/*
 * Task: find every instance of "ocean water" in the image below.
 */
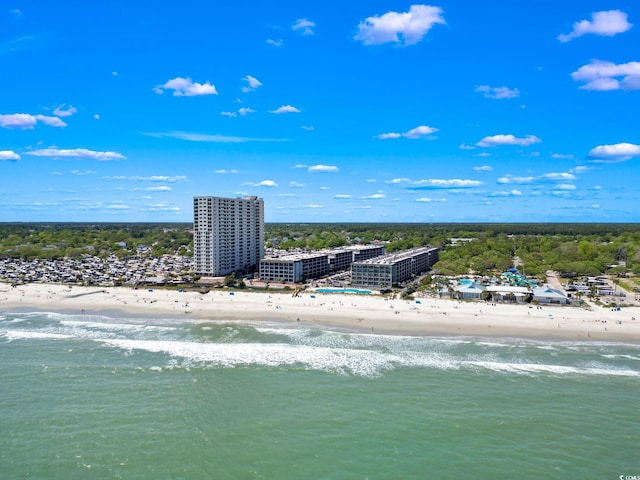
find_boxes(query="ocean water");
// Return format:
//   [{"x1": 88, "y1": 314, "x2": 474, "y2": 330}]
[{"x1": 1, "y1": 311, "x2": 639, "y2": 479}]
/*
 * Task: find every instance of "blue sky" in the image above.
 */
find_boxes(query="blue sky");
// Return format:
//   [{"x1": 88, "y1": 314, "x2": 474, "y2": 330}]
[{"x1": 1, "y1": 1, "x2": 639, "y2": 223}]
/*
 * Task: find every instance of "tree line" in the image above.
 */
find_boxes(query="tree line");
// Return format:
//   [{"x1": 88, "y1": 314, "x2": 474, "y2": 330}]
[
  {"x1": 0, "y1": 223, "x2": 192, "y2": 260},
  {"x1": 1, "y1": 222, "x2": 639, "y2": 278}
]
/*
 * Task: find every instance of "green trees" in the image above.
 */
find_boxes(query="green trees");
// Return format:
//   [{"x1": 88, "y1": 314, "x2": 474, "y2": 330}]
[
  {"x1": 0, "y1": 223, "x2": 193, "y2": 259},
  {"x1": 1, "y1": 222, "x2": 639, "y2": 279}
]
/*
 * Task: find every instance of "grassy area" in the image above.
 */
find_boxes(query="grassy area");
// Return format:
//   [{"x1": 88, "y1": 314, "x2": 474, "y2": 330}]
[{"x1": 616, "y1": 279, "x2": 634, "y2": 292}]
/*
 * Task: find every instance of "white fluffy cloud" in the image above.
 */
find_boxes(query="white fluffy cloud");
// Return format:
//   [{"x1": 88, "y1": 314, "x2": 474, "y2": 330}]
[
  {"x1": 25, "y1": 148, "x2": 125, "y2": 161},
  {"x1": 105, "y1": 175, "x2": 186, "y2": 182},
  {"x1": 292, "y1": 18, "x2": 315, "y2": 35},
  {"x1": 334, "y1": 194, "x2": 352, "y2": 199},
  {"x1": 0, "y1": 113, "x2": 67, "y2": 129},
  {"x1": 36, "y1": 115, "x2": 67, "y2": 127},
  {"x1": 1, "y1": 114, "x2": 40, "y2": 129},
  {"x1": 415, "y1": 197, "x2": 446, "y2": 202},
  {"x1": 588, "y1": 142, "x2": 640, "y2": 162},
  {"x1": 53, "y1": 104, "x2": 77, "y2": 117},
  {"x1": 142, "y1": 203, "x2": 181, "y2": 214},
  {"x1": 105, "y1": 204, "x2": 132, "y2": 210},
  {"x1": 377, "y1": 125, "x2": 438, "y2": 139},
  {"x1": 139, "y1": 186, "x2": 172, "y2": 192},
  {"x1": 354, "y1": 4, "x2": 445, "y2": 46},
  {"x1": 255, "y1": 180, "x2": 278, "y2": 187},
  {"x1": 270, "y1": 105, "x2": 301, "y2": 114},
  {"x1": 497, "y1": 172, "x2": 576, "y2": 184},
  {"x1": 361, "y1": 193, "x2": 386, "y2": 199},
  {"x1": 571, "y1": 60, "x2": 640, "y2": 91},
  {"x1": 476, "y1": 134, "x2": 541, "y2": 147},
  {"x1": 570, "y1": 166, "x2": 589, "y2": 174},
  {"x1": 496, "y1": 175, "x2": 535, "y2": 184},
  {"x1": 308, "y1": 164, "x2": 339, "y2": 173},
  {"x1": 541, "y1": 172, "x2": 576, "y2": 181},
  {"x1": 242, "y1": 75, "x2": 262, "y2": 93},
  {"x1": 153, "y1": 77, "x2": 218, "y2": 96},
  {"x1": 222, "y1": 107, "x2": 256, "y2": 117},
  {"x1": 0, "y1": 150, "x2": 20, "y2": 160},
  {"x1": 491, "y1": 190, "x2": 523, "y2": 197},
  {"x1": 391, "y1": 178, "x2": 482, "y2": 189},
  {"x1": 404, "y1": 125, "x2": 438, "y2": 139},
  {"x1": 558, "y1": 10, "x2": 632, "y2": 42},
  {"x1": 411, "y1": 179, "x2": 482, "y2": 189},
  {"x1": 386, "y1": 178, "x2": 411, "y2": 184},
  {"x1": 144, "y1": 131, "x2": 287, "y2": 143},
  {"x1": 377, "y1": 132, "x2": 402, "y2": 139},
  {"x1": 473, "y1": 165, "x2": 493, "y2": 172},
  {"x1": 475, "y1": 85, "x2": 520, "y2": 99}
]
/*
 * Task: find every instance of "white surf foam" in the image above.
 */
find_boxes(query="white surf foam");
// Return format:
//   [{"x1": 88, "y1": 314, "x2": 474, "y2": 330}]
[
  {"x1": 97, "y1": 336, "x2": 640, "y2": 378},
  {"x1": 101, "y1": 339, "x2": 403, "y2": 376},
  {"x1": 2, "y1": 330, "x2": 73, "y2": 341},
  {"x1": 59, "y1": 319, "x2": 177, "y2": 333},
  {"x1": 465, "y1": 360, "x2": 640, "y2": 377}
]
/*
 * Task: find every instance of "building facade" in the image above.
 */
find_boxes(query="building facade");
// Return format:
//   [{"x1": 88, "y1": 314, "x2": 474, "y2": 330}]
[
  {"x1": 259, "y1": 253, "x2": 329, "y2": 283},
  {"x1": 327, "y1": 249, "x2": 353, "y2": 273},
  {"x1": 351, "y1": 247, "x2": 439, "y2": 289},
  {"x1": 351, "y1": 244, "x2": 386, "y2": 262},
  {"x1": 325, "y1": 245, "x2": 386, "y2": 273},
  {"x1": 193, "y1": 196, "x2": 264, "y2": 276}
]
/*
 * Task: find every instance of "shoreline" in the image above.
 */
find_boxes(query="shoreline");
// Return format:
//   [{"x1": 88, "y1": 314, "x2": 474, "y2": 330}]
[{"x1": 2, "y1": 283, "x2": 640, "y2": 343}]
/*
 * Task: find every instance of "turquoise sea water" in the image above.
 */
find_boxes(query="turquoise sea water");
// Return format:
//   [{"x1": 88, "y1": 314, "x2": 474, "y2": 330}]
[
  {"x1": 315, "y1": 288, "x2": 372, "y2": 294},
  {"x1": 1, "y1": 310, "x2": 639, "y2": 479}
]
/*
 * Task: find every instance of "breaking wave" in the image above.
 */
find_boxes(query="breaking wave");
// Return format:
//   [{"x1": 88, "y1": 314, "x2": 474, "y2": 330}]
[{"x1": 1, "y1": 312, "x2": 640, "y2": 378}]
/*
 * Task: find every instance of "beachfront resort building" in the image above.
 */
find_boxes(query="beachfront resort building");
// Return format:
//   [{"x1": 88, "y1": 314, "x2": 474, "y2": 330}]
[
  {"x1": 326, "y1": 244, "x2": 386, "y2": 272},
  {"x1": 532, "y1": 285, "x2": 571, "y2": 304},
  {"x1": 259, "y1": 253, "x2": 329, "y2": 283},
  {"x1": 450, "y1": 282, "x2": 571, "y2": 304},
  {"x1": 259, "y1": 244, "x2": 386, "y2": 283},
  {"x1": 351, "y1": 247, "x2": 439, "y2": 289},
  {"x1": 193, "y1": 195, "x2": 264, "y2": 276}
]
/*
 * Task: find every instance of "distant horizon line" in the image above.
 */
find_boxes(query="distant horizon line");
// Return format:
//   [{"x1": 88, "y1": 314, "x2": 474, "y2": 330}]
[{"x1": 2, "y1": 221, "x2": 640, "y2": 226}]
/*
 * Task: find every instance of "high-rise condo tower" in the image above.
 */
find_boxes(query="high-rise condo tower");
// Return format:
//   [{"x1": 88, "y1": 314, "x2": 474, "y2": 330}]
[{"x1": 193, "y1": 196, "x2": 264, "y2": 276}]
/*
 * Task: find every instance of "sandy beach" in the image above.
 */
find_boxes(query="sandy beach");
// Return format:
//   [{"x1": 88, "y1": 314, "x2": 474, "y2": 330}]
[{"x1": 2, "y1": 282, "x2": 640, "y2": 342}]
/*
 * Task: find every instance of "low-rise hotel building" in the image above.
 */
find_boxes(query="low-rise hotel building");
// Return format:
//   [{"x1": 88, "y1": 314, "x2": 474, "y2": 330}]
[
  {"x1": 326, "y1": 244, "x2": 386, "y2": 272},
  {"x1": 351, "y1": 247, "x2": 439, "y2": 289},
  {"x1": 327, "y1": 249, "x2": 353, "y2": 273},
  {"x1": 351, "y1": 244, "x2": 386, "y2": 262},
  {"x1": 260, "y1": 244, "x2": 386, "y2": 283},
  {"x1": 259, "y1": 253, "x2": 329, "y2": 283}
]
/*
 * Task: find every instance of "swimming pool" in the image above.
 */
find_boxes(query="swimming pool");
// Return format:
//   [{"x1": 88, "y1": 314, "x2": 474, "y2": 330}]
[{"x1": 315, "y1": 288, "x2": 373, "y2": 295}]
